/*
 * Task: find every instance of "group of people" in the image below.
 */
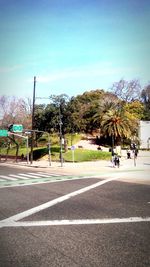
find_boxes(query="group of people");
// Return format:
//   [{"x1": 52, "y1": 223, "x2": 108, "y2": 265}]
[
  {"x1": 111, "y1": 148, "x2": 120, "y2": 168},
  {"x1": 110, "y1": 143, "x2": 139, "y2": 168},
  {"x1": 127, "y1": 146, "x2": 138, "y2": 159}
]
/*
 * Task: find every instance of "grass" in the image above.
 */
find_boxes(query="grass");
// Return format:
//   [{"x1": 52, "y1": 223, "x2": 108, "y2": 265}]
[
  {"x1": 0, "y1": 133, "x2": 111, "y2": 162},
  {"x1": 63, "y1": 149, "x2": 111, "y2": 162},
  {"x1": 0, "y1": 146, "x2": 111, "y2": 162}
]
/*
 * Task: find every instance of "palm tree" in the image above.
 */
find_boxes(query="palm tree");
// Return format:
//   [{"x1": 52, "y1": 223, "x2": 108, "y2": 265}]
[
  {"x1": 93, "y1": 94, "x2": 120, "y2": 138},
  {"x1": 101, "y1": 108, "x2": 133, "y2": 146}
]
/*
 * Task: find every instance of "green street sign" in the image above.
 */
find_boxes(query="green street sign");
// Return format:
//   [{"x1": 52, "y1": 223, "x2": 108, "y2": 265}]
[
  {"x1": 0, "y1": 129, "x2": 8, "y2": 137},
  {"x1": 12, "y1": 124, "x2": 23, "y2": 132}
]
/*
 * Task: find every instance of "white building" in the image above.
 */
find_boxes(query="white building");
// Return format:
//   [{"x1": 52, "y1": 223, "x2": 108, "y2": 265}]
[{"x1": 138, "y1": 121, "x2": 150, "y2": 149}]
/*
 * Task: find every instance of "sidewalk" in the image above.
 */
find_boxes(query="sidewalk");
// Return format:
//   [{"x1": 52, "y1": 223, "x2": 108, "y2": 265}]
[{"x1": 2, "y1": 151, "x2": 150, "y2": 176}]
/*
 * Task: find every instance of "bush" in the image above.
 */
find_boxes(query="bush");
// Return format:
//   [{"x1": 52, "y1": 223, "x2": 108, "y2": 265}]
[{"x1": 32, "y1": 148, "x2": 48, "y2": 160}]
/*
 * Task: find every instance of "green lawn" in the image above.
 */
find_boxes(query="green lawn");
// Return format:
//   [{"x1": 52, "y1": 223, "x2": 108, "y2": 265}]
[
  {"x1": 64, "y1": 149, "x2": 111, "y2": 162},
  {"x1": 0, "y1": 133, "x2": 111, "y2": 162},
  {"x1": 0, "y1": 146, "x2": 111, "y2": 162}
]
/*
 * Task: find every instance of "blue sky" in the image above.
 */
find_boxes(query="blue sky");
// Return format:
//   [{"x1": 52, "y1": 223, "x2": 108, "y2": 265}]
[{"x1": 0, "y1": 0, "x2": 150, "y2": 103}]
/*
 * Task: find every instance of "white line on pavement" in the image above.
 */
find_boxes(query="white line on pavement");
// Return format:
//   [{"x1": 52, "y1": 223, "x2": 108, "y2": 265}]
[
  {"x1": 0, "y1": 177, "x2": 119, "y2": 226},
  {"x1": 9, "y1": 174, "x2": 29, "y2": 180},
  {"x1": 18, "y1": 173, "x2": 42, "y2": 178},
  {"x1": 1, "y1": 217, "x2": 150, "y2": 228},
  {"x1": 1, "y1": 175, "x2": 149, "y2": 229},
  {"x1": 27, "y1": 172, "x2": 50, "y2": 177},
  {"x1": 0, "y1": 175, "x2": 18, "y2": 181},
  {"x1": 37, "y1": 172, "x2": 60, "y2": 177}
]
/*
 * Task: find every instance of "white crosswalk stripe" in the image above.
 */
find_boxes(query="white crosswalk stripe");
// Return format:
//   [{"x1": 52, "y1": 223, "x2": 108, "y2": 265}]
[
  {"x1": 21, "y1": 173, "x2": 49, "y2": 178},
  {"x1": 0, "y1": 172, "x2": 62, "y2": 182},
  {"x1": 29, "y1": 172, "x2": 60, "y2": 177},
  {"x1": 17, "y1": 173, "x2": 41, "y2": 179},
  {"x1": 0, "y1": 175, "x2": 18, "y2": 181},
  {"x1": 9, "y1": 174, "x2": 30, "y2": 180}
]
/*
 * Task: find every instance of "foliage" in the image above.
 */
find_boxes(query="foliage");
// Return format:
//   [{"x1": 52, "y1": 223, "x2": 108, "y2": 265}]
[
  {"x1": 124, "y1": 100, "x2": 144, "y2": 120},
  {"x1": 101, "y1": 107, "x2": 134, "y2": 145},
  {"x1": 93, "y1": 93, "x2": 120, "y2": 136},
  {"x1": 1, "y1": 78, "x2": 149, "y2": 155},
  {"x1": 32, "y1": 147, "x2": 48, "y2": 160}
]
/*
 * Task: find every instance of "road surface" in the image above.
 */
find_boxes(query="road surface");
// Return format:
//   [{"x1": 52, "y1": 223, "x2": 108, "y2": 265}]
[{"x1": 0, "y1": 165, "x2": 150, "y2": 267}]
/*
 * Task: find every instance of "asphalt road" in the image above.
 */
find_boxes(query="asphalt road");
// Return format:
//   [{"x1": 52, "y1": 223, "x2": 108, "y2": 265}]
[{"x1": 0, "y1": 165, "x2": 150, "y2": 267}]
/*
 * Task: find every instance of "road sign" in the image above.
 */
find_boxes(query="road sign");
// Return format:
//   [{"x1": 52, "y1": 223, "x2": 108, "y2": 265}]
[
  {"x1": 12, "y1": 124, "x2": 23, "y2": 132},
  {"x1": 71, "y1": 145, "x2": 75, "y2": 150},
  {"x1": 0, "y1": 129, "x2": 8, "y2": 137}
]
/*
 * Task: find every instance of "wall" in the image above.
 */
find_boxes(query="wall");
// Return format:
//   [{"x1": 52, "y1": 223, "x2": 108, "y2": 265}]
[{"x1": 138, "y1": 121, "x2": 150, "y2": 149}]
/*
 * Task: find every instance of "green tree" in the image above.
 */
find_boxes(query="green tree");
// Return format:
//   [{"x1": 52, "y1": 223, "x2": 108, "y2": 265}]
[
  {"x1": 101, "y1": 108, "x2": 135, "y2": 146},
  {"x1": 124, "y1": 100, "x2": 144, "y2": 120},
  {"x1": 69, "y1": 89, "x2": 105, "y2": 134},
  {"x1": 93, "y1": 92, "x2": 119, "y2": 137}
]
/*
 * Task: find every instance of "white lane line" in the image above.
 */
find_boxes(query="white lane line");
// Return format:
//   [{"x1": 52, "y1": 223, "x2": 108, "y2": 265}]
[
  {"x1": 9, "y1": 174, "x2": 29, "y2": 180},
  {"x1": 0, "y1": 175, "x2": 18, "y2": 181},
  {"x1": 1, "y1": 177, "x2": 118, "y2": 225},
  {"x1": 1, "y1": 217, "x2": 150, "y2": 228}
]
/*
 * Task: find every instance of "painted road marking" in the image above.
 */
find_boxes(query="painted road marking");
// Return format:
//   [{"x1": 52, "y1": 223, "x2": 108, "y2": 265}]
[
  {"x1": 18, "y1": 173, "x2": 42, "y2": 179},
  {"x1": 28, "y1": 172, "x2": 60, "y2": 177},
  {"x1": 0, "y1": 176, "x2": 91, "y2": 188},
  {"x1": 22, "y1": 173, "x2": 49, "y2": 178},
  {"x1": 0, "y1": 175, "x2": 18, "y2": 181},
  {"x1": 0, "y1": 172, "x2": 62, "y2": 184},
  {"x1": 10, "y1": 172, "x2": 52, "y2": 179},
  {"x1": 0, "y1": 173, "x2": 86, "y2": 188},
  {"x1": 9, "y1": 174, "x2": 29, "y2": 180},
  {"x1": 1, "y1": 177, "x2": 118, "y2": 224},
  {"x1": 1, "y1": 217, "x2": 150, "y2": 228},
  {"x1": 1, "y1": 175, "x2": 150, "y2": 229}
]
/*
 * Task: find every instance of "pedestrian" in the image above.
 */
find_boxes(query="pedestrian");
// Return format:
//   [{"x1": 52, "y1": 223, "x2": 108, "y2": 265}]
[
  {"x1": 134, "y1": 147, "x2": 138, "y2": 158},
  {"x1": 21, "y1": 153, "x2": 24, "y2": 161},
  {"x1": 127, "y1": 149, "x2": 131, "y2": 159},
  {"x1": 114, "y1": 155, "x2": 120, "y2": 168},
  {"x1": 111, "y1": 147, "x2": 115, "y2": 167}
]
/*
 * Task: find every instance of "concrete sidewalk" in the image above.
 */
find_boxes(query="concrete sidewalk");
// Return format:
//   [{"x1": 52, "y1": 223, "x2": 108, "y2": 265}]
[{"x1": 1, "y1": 151, "x2": 150, "y2": 176}]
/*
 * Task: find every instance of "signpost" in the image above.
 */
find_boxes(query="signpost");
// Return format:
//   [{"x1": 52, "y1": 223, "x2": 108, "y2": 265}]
[
  {"x1": 71, "y1": 145, "x2": 75, "y2": 163},
  {"x1": 12, "y1": 124, "x2": 23, "y2": 132},
  {"x1": 0, "y1": 130, "x2": 8, "y2": 137}
]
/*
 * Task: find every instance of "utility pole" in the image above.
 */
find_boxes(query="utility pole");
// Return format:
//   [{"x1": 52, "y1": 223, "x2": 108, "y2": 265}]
[
  {"x1": 30, "y1": 76, "x2": 36, "y2": 164},
  {"x1": 59, "y1": 108, "x2": 63, "y2": 167}
]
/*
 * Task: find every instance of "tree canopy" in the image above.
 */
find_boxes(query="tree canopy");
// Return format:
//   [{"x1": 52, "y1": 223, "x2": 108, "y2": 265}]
[{"x1": 0, "y1": 79, "x2": 149, "y2": 148}]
